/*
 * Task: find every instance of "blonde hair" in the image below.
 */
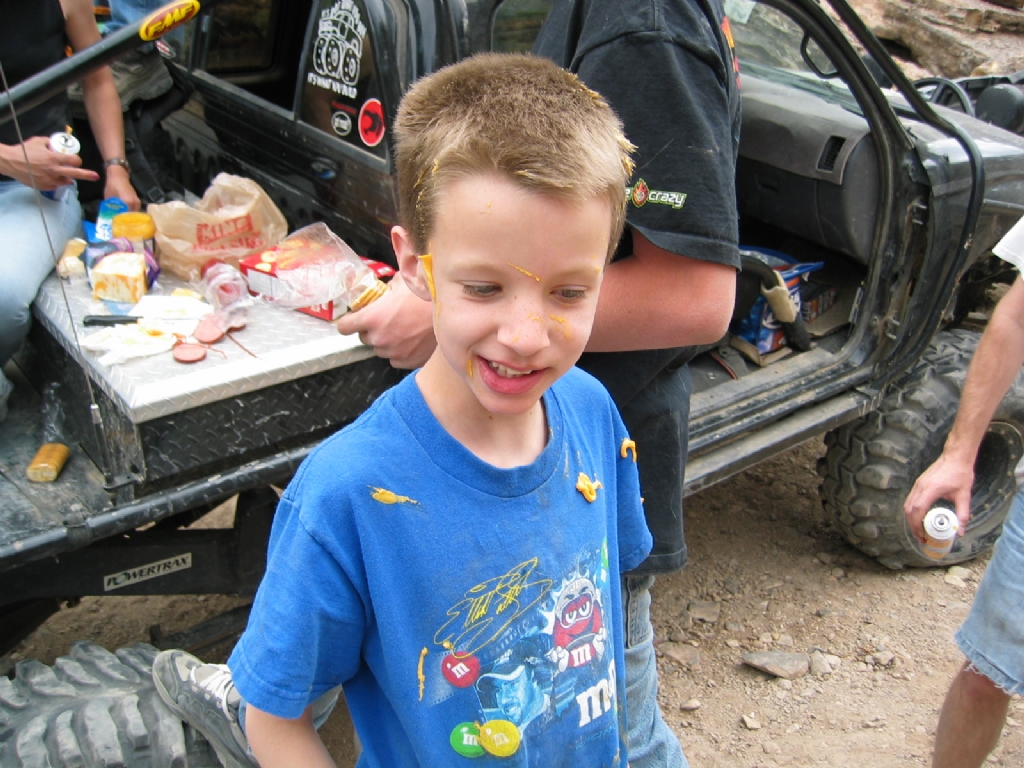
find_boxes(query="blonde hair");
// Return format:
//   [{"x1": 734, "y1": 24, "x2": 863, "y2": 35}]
[{"x1": 394, "y1": 53, "x2": 635, "y2": 260}]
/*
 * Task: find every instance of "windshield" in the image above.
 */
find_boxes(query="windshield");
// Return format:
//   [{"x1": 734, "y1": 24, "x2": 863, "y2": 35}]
[{"x1": 726, "y1": 0, "x2": 865, "y2": 116}]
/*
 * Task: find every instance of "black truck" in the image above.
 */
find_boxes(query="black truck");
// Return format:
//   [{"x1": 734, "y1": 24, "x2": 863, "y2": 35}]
[{"x1": 2, "y1": 0, "x2": 1024, "y2": 764}]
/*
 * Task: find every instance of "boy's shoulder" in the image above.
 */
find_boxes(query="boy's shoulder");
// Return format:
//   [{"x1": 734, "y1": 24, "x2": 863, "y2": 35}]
[{"x1": 553, "y1": 366, "x2": 619, "y2": 419}]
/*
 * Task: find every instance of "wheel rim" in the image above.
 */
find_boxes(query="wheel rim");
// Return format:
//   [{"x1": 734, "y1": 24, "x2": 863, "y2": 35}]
[{"x1": 968, "y1": 421, "x2": 1024, "y2": 533}]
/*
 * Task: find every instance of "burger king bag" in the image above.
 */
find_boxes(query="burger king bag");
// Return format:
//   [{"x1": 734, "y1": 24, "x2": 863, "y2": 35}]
[{"x1": 148, "y1": 173, "x2": 288, "y2": 281}]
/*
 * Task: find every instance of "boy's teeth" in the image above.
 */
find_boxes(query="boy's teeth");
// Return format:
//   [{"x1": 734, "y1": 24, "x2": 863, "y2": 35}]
[{"x1": 489, "y1": 361, "x2": 530, "y2": 378}]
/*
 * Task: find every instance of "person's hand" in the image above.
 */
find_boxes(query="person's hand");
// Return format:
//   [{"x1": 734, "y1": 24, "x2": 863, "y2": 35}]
[
  {"x1": 903, "y1": 453, "x2": 975, "y2": 542},
  {"x1": 103, "y1": 164, "x2": 140, "y2": 211},
  {"x1": 336, "y1": 272, "x2": 436, "y2": 369},
  {"x1": 0, "y1": 136, "x2": 100, "y2": 190}
]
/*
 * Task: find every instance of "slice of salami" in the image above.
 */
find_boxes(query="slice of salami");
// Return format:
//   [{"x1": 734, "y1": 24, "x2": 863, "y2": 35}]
[
  {"x1": 194, "y1": 315, "x2": 226, "y2": 345},
  {"x1": 173, "y1": 343, "x2": 207, "y2": 363}
]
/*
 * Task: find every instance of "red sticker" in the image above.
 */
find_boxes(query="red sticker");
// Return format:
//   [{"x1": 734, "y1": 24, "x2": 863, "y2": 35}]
[{"x1": 358, "y1": 98, "x2": 386, "y2": 148}]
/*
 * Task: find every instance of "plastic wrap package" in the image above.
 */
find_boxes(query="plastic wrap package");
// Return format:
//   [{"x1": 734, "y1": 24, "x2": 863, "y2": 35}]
[
  {"x1": 148, "y1": 173, "x2": 288, "y2": 281},
  {"x1": 239, "y1": 222, "x2": 382, "y2": 321}
]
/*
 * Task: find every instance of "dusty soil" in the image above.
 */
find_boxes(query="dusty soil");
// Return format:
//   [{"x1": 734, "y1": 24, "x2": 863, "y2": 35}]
[{"x1": 7, "y1": 438, "x2": 1023, "y2": 767}]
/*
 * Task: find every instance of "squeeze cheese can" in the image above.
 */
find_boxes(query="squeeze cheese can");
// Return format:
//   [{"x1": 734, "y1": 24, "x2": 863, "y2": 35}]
[
  {"x1": 42, "y1": 131, "x2": 81, "y2": 201},
  {"x1": 922, "y1": 506, "x2": 959, "y2": 559}
]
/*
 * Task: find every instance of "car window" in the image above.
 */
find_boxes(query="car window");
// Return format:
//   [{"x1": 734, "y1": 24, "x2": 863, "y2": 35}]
[
  {"x1": 492, "y1": 0, "x2": 552, "y2": 53},
  {"x1": 199, "y1": 0, "x2": 313, "y2": 112},
  {"x1": 298, "y1": 0, "x2": 388, "y2": 159}
]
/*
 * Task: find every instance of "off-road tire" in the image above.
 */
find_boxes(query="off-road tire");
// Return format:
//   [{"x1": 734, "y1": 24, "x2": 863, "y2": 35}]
[
  {"x1": 819, "y1": 328, "x2": 1024, "y2": 568},
  {"x1": 0, "y1": 640, "x2": 219, "y2": 767}
]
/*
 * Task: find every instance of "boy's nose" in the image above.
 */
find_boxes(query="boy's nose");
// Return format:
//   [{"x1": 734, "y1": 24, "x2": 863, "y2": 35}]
[{"x1": 497, "y1": 296, "x2": 551, "y2": 357}]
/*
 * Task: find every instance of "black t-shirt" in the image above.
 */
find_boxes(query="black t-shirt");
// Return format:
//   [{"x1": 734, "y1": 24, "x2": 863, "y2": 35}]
[
  {"x1": 534, "y1": 0, "x2": 742, "y2": 573},
  {"x1": 0, "y1": 0, "x2": 70, "y2": 180}
]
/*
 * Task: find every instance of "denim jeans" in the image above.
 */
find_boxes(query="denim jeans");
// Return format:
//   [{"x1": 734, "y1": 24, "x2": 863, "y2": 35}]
[
  {"x1": 0, "y1": 180, "x2": 82, "y2": 364},
  {"x1": 106, "y1": 0, "x2": 162, "y2": 32},
  {"x1": 955, "y1": 486, "x2": 1024, "y2": 695},
  {"x1": 624, "y1": 573, "x2": 686, "y2": 767}
]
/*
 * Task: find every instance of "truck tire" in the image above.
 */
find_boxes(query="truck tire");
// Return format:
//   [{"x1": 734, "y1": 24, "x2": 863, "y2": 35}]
[
  {"x1": 819, "y1": 328, "x2": 1024, "y2": 569},
  {"x1": 0, "y1": 640, "x2": 219, "y2": 767}
]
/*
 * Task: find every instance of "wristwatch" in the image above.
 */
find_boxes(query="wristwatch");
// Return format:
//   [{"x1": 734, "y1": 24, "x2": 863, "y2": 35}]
[{"x1": 104, "y1": 157, "x2": 131, "y2": 177}]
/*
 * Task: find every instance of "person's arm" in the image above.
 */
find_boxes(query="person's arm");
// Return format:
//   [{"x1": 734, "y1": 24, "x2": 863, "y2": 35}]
[
  {"x1": 0, "y1": 135, "x2": 99, "y2": 189},
  {"x1": 245, "y1": 704, "x2": 337, "y2": 768},
  {"x1": 60, "y1": 0, "x2": 140, "y2": 210},
  {"x1": 904, "y1": 276, "x2": 1024, "y2": 537},
  {"x1": 335, "y1": 270, "x2": 436, "y2": 368},
  {"x1": 585, "y1": 229, "x2": 735, "y2": 351}
]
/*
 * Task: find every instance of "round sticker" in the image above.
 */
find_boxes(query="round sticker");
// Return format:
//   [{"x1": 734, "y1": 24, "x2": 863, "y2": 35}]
[
  {"x1": 441, "y1": 652, "x2": 481, "y2": 688},
  {"x1": 449, "y1": 722, "x2": 484, "y2": 758},
  {"x1": 332, "y1": 111, "x2": 353, "y2": 137},
  {"x1": 358, "y1": 98, "x2": 386, "y2": 148},
  {"x1": 478, "y1": 720, "x2": 520, "y2": 757}
]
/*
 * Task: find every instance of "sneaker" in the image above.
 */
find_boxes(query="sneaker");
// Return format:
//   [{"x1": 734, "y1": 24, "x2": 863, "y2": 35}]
[
  {"x1": 69, "y1": 48, "x2": 172, "y2": 110},
  {"x1": 152, "y1": 649, "x2": 258, "y2": 768}
]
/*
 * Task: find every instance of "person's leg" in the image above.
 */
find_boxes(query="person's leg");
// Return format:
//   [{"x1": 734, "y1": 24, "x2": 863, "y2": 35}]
[
  {"x1": 105, "y1": 0, "x2": 160, "y2": 34},
  {"x1": 932, "y1": 662, "x2": 1010, "y2": 768},
  {"x1": 0, "y1": 181, "x2": 81, "y2": 363},
  {"x1": 934, "y1": 488, "x2": 1024, "y2": 766},
  {"x1": 622, "y1": 573, "x2": 686, "y2": 768}
]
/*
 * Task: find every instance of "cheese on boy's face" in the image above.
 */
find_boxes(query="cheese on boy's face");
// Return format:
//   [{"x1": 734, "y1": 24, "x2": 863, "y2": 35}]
[{"x1": 423, "y1": 173, "x2": 611, "y2": 419}]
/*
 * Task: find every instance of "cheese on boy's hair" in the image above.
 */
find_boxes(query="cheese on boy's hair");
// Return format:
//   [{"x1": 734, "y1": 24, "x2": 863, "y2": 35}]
[{"x1": 394, "y1": 53, "x2": 634, "y2": 260}]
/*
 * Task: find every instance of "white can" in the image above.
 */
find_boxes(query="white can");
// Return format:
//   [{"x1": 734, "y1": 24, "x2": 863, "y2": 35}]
[
  {"x1": 922, "y1": 506, "x2": 959, "y2": 559},
  {"x1": 42, "y1": 131, "x2": 82, "y2": 201}
]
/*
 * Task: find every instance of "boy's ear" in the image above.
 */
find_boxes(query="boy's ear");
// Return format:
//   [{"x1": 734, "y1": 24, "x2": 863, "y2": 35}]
[{"x1": 392, "y1": 226, "x2": 433, "y2": 301}]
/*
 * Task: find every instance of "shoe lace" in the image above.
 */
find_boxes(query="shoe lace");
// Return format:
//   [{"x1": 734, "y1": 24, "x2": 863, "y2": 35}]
[{"x1": 194, "y1": 664, "x2": 238, "y2": 719}]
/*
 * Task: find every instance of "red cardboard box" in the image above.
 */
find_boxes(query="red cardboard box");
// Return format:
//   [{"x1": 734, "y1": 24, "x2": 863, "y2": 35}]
[{"x1": 239, "y1": 251, "x2": 346, "y2": 321}]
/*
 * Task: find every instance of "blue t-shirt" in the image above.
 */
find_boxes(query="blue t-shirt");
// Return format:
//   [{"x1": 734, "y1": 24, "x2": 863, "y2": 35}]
[{"x1": 228, "y1": 367, "x2": 652, "y2": 767}]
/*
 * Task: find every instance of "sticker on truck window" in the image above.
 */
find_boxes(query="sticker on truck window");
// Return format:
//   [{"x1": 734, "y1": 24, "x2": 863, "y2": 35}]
[
  {"x1": 308, "y1": 0, "x2": 366, "y2": 99},
  {"x1": 104, "y1": 553, "x2": 193, "y2": 591},
  {"x1": 359, "y1": 98, "x2": 386, "y2": 147}
]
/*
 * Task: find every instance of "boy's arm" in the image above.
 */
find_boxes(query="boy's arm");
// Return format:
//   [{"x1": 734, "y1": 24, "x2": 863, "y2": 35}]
[{"x1": 246, "y1": 704, "x2": 337, "y2": 768}]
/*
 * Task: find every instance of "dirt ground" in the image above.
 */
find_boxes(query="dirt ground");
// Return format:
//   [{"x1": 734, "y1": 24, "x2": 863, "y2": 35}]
[{"x1": 8, "y1": 437, "x2": 1023, "y2": 767}]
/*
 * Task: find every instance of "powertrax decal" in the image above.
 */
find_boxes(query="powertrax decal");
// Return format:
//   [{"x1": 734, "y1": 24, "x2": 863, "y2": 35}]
[
  {"x1": 104, "y1": 553, "x2": 192, "y2": 591},
  {"x1": 139, "y1": 0, "x2": 200, "y2": 42}
]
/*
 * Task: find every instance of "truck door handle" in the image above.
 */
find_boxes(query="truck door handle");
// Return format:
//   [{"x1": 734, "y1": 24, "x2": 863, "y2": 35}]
[{"x1": 311, "y1": 158, "x2": 338, "y2": 180}]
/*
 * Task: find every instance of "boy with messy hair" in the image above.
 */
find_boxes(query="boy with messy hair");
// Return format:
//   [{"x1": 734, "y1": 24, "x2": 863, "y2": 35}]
[{"x1": 153, "y1": 52, "x2": 655, "y2": 767}]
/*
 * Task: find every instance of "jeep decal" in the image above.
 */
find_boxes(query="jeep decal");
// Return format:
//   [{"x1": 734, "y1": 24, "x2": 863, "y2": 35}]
[{"x1": 309, "y1": 0, "x2": 367, "y2": 100}]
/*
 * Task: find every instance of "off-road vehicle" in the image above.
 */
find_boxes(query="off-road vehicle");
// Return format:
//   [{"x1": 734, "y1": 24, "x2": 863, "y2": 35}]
[{"x1": 2, "y1": 0, "x2": 1024, "y2": 763}]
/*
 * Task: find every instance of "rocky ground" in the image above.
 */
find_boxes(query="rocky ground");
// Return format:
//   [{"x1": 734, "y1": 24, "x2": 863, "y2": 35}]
[{"x1": 8, "y1": 438, "x2": 1023, "y2": 767}]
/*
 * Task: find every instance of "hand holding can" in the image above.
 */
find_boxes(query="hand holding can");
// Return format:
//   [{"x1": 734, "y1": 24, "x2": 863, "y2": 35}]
[{"x1": 922, "y1": 506, "x2": 959, "y2": 559}]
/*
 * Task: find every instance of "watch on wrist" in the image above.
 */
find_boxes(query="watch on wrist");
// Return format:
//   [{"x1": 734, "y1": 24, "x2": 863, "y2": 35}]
[{"x1": 104, "y1": 157, "x2": 131, "y2": 177}]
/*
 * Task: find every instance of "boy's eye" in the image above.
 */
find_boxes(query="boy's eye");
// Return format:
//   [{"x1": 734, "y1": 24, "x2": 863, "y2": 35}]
[
  {"x1": 462, "y1": 283, "x2": 500, "y2": 298},
  {"x1": 556, "y1": 288, "x2": 588, "y2": 301}
]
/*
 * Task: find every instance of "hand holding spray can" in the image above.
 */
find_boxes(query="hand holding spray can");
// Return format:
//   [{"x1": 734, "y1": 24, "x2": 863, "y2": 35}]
[
  {"x1": 922, "y1": 506, "x2": 959, "y2": 559},
  {"x1": 41, "y1": 129, "x2": 81, "y2": 201}
]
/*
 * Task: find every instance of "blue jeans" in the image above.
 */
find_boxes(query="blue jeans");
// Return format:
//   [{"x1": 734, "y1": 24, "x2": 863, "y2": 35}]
[
  {"x1": 624, "y1": 574, "x2": 686, "y2": 767},
  {"x1": 0, "y1": 180, "x2": 82, "y2": 364},
  {"x1": 106, "y1": 0, "x2": 163, "y2": 32},
  {"x1": 955, "y1": 487, "x2": 1024, "y2": 695}
]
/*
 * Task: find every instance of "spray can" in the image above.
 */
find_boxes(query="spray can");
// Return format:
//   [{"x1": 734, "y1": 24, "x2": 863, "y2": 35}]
[
  {"x1": 922, "y1": 506, "x2": 959, "y2": 559},
  {"x1": 42, "y1": 130, "x2": 81, "y2": 201}
]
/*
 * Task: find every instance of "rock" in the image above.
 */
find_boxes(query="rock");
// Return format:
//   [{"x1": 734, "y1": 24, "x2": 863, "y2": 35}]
[
  {"x1": 947, "y1": 565, "x2": 973, "y2": 581},
  {"x1": 763, "y1": 741, "x2": 782, "y2": 754},
  {"x1": 848, "y1": 0, "x2": 1024, "y2": 78},
  {"x1": 830, "y1": 567, "x2": 846, "y2": 579},
  {"x1": 874, "y1": 650, "x2": 895, "y2": 667},
  {"x1": 660, "y1": 642, "x2": 701, "y2": 669},
  {"x1": 776, "y1": 678, "x2": 793, "y2": 690},
  {"x1": 944, "y1": 573, "x2": 967, "y2": 587},
  {"x1": 725, "y1": 621, "x2": 744, "y2": 632},
  {"x1": 776, "y1": 634, "x2": 795, "y2": 647},
  {"x1": 742, "y1": 651, "x2": 811, "y2": 679},
  {"x1": 809, "y1": 650, "x2": 833, "y2": 677},
  {"x1": 723, "y1": 577, "x2": 741, "y2": 595},
  {"x1": 815, "y1": 608, "x2": 833, "y2": 617},
  {"x1": 742, "y1": 713, "x2": 763, "y2": 730},
  {"x1": 726, "y1": 639, "x2": 741, "y2": 648},
  {"x1": 817, "y1": 552, "x2": 836, "y2": 565},
  {"x1": 824, "y1": 653, "x2": 843, "y2": 670},
  {"x1": 680, "y1": 698, "x2": 702, "y2": 711},
  {"x1": 688, "y1": 600, "x2": 721, "y2": 624}
]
